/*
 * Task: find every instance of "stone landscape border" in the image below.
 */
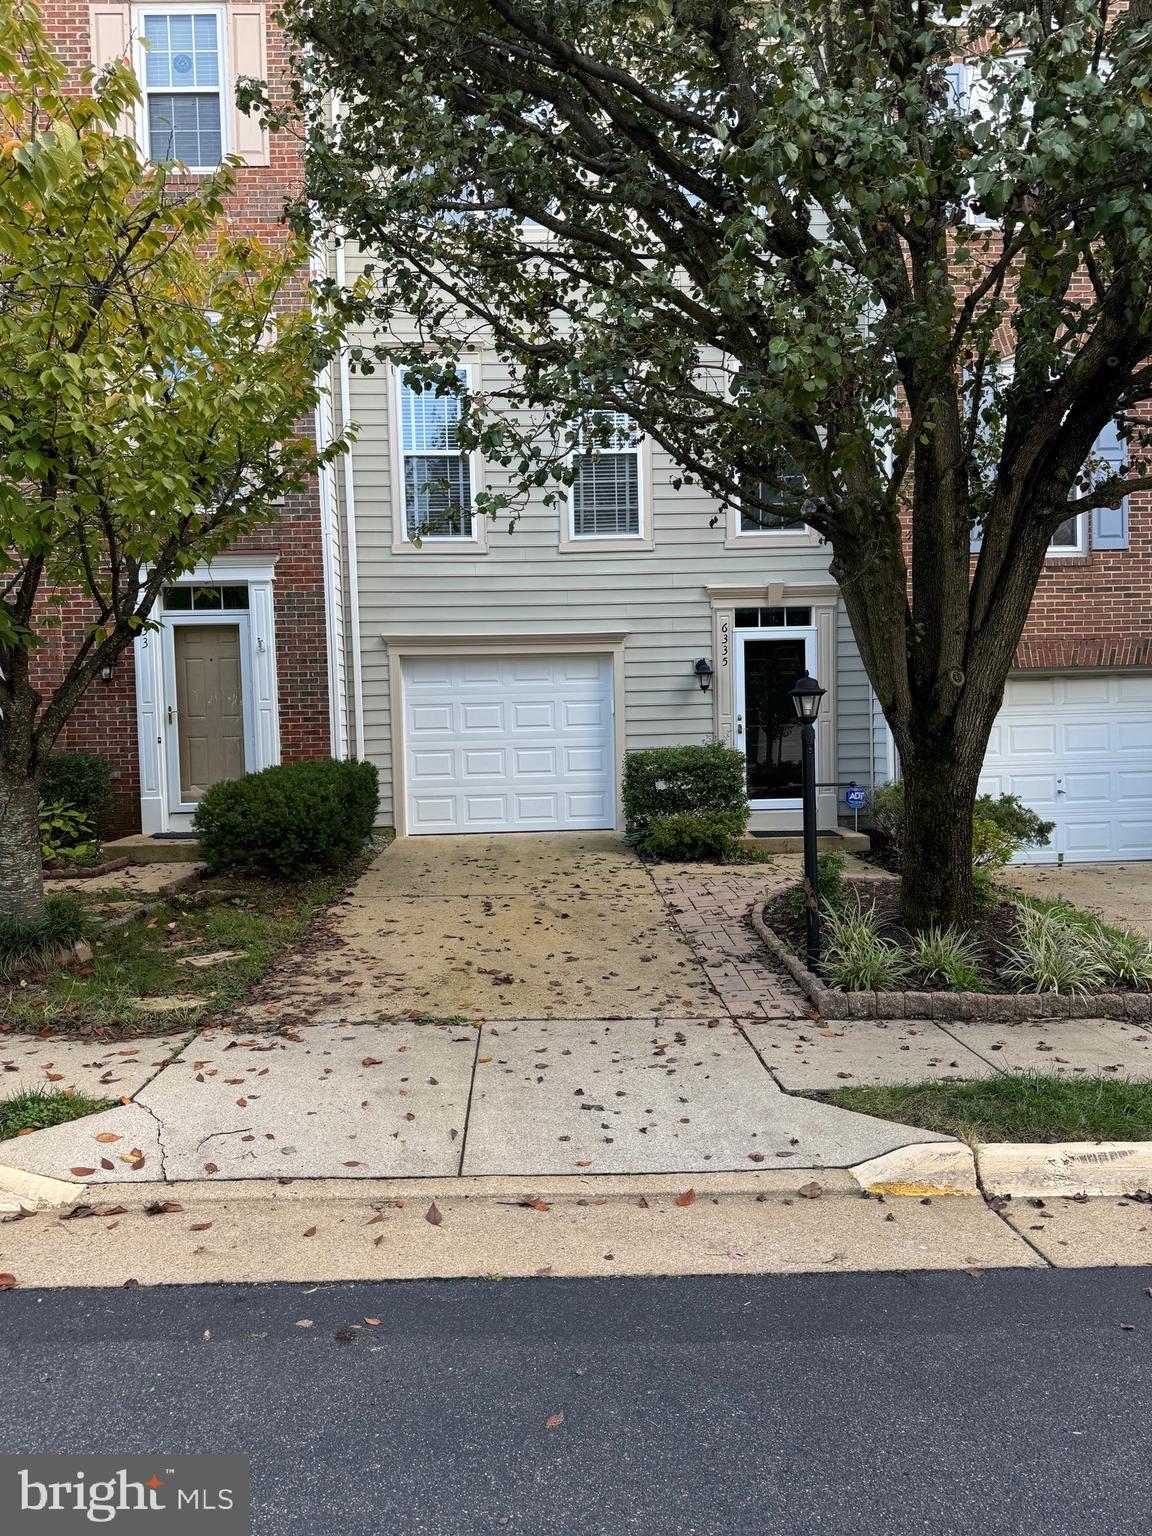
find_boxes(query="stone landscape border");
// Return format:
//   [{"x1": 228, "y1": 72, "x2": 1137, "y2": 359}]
[
  {"x1": 749, "y1": 895, "x2": 1152, "y2": 1021},
  {"x1": 43, "y1": 856, "x2": 130, "y2": 881}
]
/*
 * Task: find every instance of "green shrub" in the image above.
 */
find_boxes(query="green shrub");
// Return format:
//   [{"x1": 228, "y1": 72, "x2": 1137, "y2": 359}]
[
  {"x1": 866, "y1": 782, "x2": 1053, "y2": 880},
  {"x1": 909, "y1": 925, "x2": 984, "y2": 992},
  {"x1": 973, "y1": 792, "x2": 1054, "y2": 854},
  {"x1": 39, "y1": 801, "x2": 94, "y2": 863},
  {"x1": 39, "y1": 752, "x2": 112, "y2": 834},
  {"x1": 0, "y1": 893, "x2": 89, "y2": 972},
  {"x1": 623, "y1": 744, "x2": 748, "y2": 832},
  {"x1": 193, "y1": 758, "x2": 379, "y2": 877},
  {"x1": 784, "y1": 849, "x2": 847, "y2": 918},
  {"x1": 822, "y1": 898, "x2": 911, "y2": 991},
  {"x1": 635, "y1": 809, "x2": 747, "y2": 862}
]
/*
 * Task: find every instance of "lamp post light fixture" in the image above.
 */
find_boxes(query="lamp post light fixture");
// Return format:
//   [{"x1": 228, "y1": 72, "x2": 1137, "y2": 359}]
[
  {"x1": 789, "y1": 672, "x2": 826, "y2": 972},
  {"x1": 693, "y1": 658, "x2": 714, "y2": 692},
  {"x1": 99, "y1": 662, "x2": 116, "y2": 686}
]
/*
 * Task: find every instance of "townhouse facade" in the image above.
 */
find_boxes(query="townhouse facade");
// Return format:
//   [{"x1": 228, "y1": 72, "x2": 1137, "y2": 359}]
[
  {"x1": 46, "y1": 9, "x2": 1152, "y2": 865},
  {"x1": 36, "y1": 0, "x2": 335, "y2": 837}
]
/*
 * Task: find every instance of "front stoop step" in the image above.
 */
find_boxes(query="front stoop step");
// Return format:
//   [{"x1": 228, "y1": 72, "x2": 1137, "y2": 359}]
[
  {"x1": 103, "y1": 834, "x2": 202, "y2": 865},
  {"x1": 743, "y1": 830, "x2": 870, "y2": 854}
]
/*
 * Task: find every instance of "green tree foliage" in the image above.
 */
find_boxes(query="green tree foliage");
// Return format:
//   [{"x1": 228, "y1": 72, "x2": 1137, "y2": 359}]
[
  {"x1": 0, "y1": 2, "x2": 348, "y2": 921},
  {"x1": 268, "y1": 0, "x2": 1152, "y2": 924}
]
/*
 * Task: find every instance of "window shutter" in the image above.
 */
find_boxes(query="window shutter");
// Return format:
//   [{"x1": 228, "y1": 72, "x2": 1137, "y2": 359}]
[
  {"x1": 229, "y1": 4, "x2": 269, "y2": 167},
  {"x1": 88, "y1": 4, "x2": 134, "y2": 137},
  {"x1": 1090, "y1": 418, "x2": 1129, "y2": 550}
]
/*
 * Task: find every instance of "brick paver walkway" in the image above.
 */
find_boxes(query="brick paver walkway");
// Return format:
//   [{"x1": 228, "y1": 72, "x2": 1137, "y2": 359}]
[{"x1": 650, "y1": 865, "x2": 807, "y2": 1020}]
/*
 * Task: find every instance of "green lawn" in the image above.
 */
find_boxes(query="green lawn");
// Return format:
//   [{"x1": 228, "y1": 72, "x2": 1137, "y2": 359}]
[
  {"x1": 0, "y1": 1087, "x2": 117, "y2": 1141},
  {"x1": 0, "y1": 853, "x2": 376, "y2": 1034},
  {"x1": 824, "y1": 1074, "x2": 1152, "y2": 1143}
]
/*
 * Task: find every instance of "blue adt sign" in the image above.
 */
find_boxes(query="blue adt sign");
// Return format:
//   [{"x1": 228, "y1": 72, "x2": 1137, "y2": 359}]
[{"x1": 844, "y1": 784, "x2": 867, "y2": 810}]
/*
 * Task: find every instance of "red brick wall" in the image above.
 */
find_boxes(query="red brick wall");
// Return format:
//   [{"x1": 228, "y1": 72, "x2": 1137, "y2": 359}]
[{"x1": 32, "y1": 3, "x2": 331, "y2": 834}]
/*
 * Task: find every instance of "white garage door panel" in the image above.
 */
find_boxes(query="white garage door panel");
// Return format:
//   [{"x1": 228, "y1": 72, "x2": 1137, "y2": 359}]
[
  {"x1": 980, "y1": 673, "x2": 1152, "y2": 864},
  {"x1": 403, "y1": 654, "x2": 615, "y2": 834}
]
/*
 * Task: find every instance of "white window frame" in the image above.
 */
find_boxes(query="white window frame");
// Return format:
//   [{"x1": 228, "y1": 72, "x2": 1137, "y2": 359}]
[
  {"x1": 724, "y1": 471, "x2": 819, "y2": 550},
  {"x1": 951, "y1": 51, "x2": 1030, "y2": 229},
  {"x1": 560, "y1": 413, "x2": 652, "y2": 552},
  {"x1": 391, "y1": 361, "x2": 486, "y2": 554},
  {"x1": 133, "y1": 4, "x2": 230, "y2": 172},
  {"x1": 1045, "y1": 509, "x2": 1088, "y2": 559}
]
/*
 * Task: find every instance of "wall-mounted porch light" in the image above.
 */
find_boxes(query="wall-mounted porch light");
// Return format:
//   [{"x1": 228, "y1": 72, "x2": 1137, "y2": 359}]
[
  {"x1": 99, "y1": 661, "x2": 116, "y2": 686},
  {"x1": 693, "y1": 658, "x2": 714, "y2": 692}
]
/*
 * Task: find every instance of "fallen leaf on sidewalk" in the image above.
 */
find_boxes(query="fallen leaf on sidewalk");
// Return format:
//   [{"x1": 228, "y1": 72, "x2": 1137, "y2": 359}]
[
  {"x1": 70, "y1": 1167, "x2": 96, "y2": 1177},
  {"x1": 545, "y1": 1412, "x2": 565, "y2": 1430},
  {"x1": 519, "y1": 1199, "x2": 551, "y2": 1213},
  {"x1": 190, "y1": 1223, "x2": 214, "y2": 1233},
  {"x1": 799, "y1": 1182, "x2": 823, "y2": 1200},
  {"x1": 144, "y1": 1201, "x2": 183, "y2": 1216},
  {"x1": 94, "y1": 1132, "x2": 121, "y2": 1144},
  {"x1": 0, "y1": 1274, "x2": 16, "y2": 1290},
  {"x1": 204, "y1": 1163, "x2": 219, "y2": 1174},
  {"x1": 674, "y1": 1189, "x2": 696, "y2": 1207},
  {"x1": 361, "y1": 1058, "x2": 382, "y2": 1068},
  {"x1": 425, "y1": 1201, "x2": 443, "y2": 1226},
  {"x1": 302, "y1": 1226, "x2": 317, "y2": 1238}
]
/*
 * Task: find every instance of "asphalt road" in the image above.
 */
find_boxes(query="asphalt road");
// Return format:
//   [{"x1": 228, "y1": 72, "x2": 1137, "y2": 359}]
[{"x1": 3, "y1": 1269, "x2": 1152, "y2": 1535}]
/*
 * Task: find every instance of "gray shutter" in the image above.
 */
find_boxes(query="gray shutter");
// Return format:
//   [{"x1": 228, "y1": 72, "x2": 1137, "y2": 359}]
[{"x1": 1090, "y1": 418, "x2": 1128, "y2": 550}]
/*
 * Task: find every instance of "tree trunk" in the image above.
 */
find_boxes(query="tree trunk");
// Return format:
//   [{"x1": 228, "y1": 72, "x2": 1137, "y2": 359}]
[
  {"x1": 898, "y1": 744, "x2": 984, "y2": 930},
  {"x1": 0, "y1": 768, "x2": 45, "y2": 927}
]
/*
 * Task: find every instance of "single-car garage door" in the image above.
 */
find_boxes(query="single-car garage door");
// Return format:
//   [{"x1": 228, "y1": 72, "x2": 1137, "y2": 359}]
[
  {"x1": 402, "y1": 653, "x2": 616, "y2": 834},
  {"x1": 979, "y1": 673, "x2": 1152, "y2": 863}
]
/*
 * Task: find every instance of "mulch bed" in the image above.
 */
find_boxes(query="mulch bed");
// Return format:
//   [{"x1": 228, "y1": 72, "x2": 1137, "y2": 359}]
[{"x1": 764, "y1": 876, "x2": 1022, "y2": 992}]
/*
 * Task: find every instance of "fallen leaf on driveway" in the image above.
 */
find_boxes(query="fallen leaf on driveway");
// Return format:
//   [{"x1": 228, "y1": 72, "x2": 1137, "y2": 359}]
[
  {"x1": 302, "y1": 1226, "x2": 317, "y2": 1238},
  {"x1": 361, "y1": 1058, "x2": 382, "y2": 1068},
  {"x1": 674, "y1": 1189, "x2": 696, "y2": 1207},
  {"x1": 334, "y1": 1328, "x2": 355, "y2": 1344},
  {"x1": 519, "y1": 1199, "x2": 551, "y2": 1213},
  {"x1": 295, "y1": 1319, "x2": 313, "y2": 1328},
  {"x1": 363, "y1": 1317, "x2": 381, "y2": 1326},
  {"x1": 545, "y1": 1412, "x2": 565, "y2": 1430},
  {"x1": 425, "y1": 1201, "x2": 443, "y2": 1226},
  {"x1": 0, "y1": 1274, "x2": 17, "y2": 1290}
]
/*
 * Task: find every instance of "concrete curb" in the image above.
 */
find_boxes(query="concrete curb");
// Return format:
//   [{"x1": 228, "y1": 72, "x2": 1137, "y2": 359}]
[
  {"x1": 848, "y1": 1141, "x2": 980, "y2": 1197},
  {"x1": 0, "y1": 1164, "x2": 87, "y2": 1211},
  {"x1": 976, "y1": 1141, "x2": 1152, "y2": 1198},
  {"x1": 749, "y1": 894, "x2": 1152, "y2": 1021}
]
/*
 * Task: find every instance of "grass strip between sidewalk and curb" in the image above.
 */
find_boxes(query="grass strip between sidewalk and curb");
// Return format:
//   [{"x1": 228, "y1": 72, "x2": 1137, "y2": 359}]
[
  {"x1": 0, "y1": 1088, "x2": 118, "y2": 1141},
  {"x1": 819, "y1": 1074, "x2": 1152, "y2": 1145}
]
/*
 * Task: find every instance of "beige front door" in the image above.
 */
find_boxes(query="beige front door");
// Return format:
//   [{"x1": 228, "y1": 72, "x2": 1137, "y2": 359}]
[{"x1": 173, "y1": 624, "x2": 246, "y2": 802}]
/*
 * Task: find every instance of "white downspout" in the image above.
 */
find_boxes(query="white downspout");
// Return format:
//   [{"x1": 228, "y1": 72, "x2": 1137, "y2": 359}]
[{"x1": 335, "y1": 238, "x2": 366, "y2": 760}]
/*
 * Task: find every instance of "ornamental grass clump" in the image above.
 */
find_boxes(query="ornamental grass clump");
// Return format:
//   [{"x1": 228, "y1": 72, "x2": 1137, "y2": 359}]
[
  {"x1": 1000, "y1": 906, "x2": 1109, "y2": 995},
  {"x1": 908, "y1": 925, "x2": 984, "y2": 993},
  {"x1": 821, "y1": 897, "x2": 910, "y2": 992}
]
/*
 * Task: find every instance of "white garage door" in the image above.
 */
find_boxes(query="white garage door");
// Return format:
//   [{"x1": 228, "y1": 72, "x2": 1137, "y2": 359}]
[
  {"x1": 402, "y1": 653, "x2": 616, "y2": 834},
  {"x1": 980, "y1": 674, "x2": 1152, "y2": 863}
]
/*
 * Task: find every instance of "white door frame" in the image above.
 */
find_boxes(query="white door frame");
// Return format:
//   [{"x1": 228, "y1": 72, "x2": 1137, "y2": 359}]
[
  {"x1": 135, "y1": 558, "x2": 281, "y2": 834},
  {"x1": 733, "y1": 625, "x2": 818, "y2": 812}
]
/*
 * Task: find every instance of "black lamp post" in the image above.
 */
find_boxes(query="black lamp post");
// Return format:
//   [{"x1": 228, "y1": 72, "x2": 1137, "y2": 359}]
[{"x1": 789, "y1": 672, "x2": 826, "y2": 972}]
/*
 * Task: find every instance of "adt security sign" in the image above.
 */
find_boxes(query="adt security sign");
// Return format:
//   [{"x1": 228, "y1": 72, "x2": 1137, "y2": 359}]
[{"x1": 844, "y1": 784, "x2": 867, "y2": 811}]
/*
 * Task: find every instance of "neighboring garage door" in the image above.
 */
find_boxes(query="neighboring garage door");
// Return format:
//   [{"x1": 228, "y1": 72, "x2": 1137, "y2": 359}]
[
  {"x1": 402, "y1": 653, "x2": 616, "y2": 834},
  {"x1": 979, "y1": 673, "x2": 1152, "y2": 863}
]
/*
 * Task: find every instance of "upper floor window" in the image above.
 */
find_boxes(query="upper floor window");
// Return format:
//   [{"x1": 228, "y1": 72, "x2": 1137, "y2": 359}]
[
  {"x1": 398, "y1": 367, "x2": 475, "y2": 541},
  {"x1": 740, "y1": 453, "x2": 807, "y2": 534},
  {"x1": 570, "y1": 411, "x2": 643, "y2": 539},
  {"x1": 139, "y1": 8, "x2": 226, "y2": 168}
]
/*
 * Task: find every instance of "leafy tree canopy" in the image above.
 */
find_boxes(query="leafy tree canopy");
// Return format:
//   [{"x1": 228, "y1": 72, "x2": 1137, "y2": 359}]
[{"x1": 265, "y1": 0, "x2": 1152, "y2": 924}]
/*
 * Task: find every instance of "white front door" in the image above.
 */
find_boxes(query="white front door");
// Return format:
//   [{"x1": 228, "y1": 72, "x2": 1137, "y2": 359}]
[
  {"x1": 402, "y1": 653, "x2": 616, "y2": 834},
  {"x1": 980, "y1": 673, "x2": 1152, "y2": 862},
  {"x1": 733, "y1": 626, "x2": 817, "y2": 810}
]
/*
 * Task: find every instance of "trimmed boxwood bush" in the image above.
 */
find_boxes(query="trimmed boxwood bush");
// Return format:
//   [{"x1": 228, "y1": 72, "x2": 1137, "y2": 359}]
[
  {"x1": 39, "y1": 752, "x2": 112, "y2": 837},
  {"x1": 193, "y1": 758, "x2": 379, "y2": 877},
  {"x1": 635, "y1": 809, "x2": 748, "y2": 863},
  {"x1": 623, "y1": 743, "x2": 747, "y2": 830}
]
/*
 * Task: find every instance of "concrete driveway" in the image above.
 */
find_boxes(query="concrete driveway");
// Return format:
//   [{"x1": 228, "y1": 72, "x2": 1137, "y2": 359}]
[
  {"x1": 241, "y1": 833, "x2": 724, "y2": 1022},
  {"x1": 1005, "y1": 861, "x2": 1152, "y2": 937}
]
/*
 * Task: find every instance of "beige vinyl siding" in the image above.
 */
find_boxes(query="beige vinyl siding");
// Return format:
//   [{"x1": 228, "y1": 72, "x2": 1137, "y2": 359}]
[
  {"x1": 836, "y1": 604, "x2": 875, "y2": 814},
  {"x1": 333, "y1": 263, "x2": 874, "y2": 829}
]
